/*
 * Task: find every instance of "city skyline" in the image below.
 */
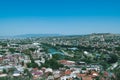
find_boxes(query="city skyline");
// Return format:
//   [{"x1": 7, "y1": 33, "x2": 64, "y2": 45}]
[{"x1": 0, "y1": 0, "x2": 120, "y2": 36}]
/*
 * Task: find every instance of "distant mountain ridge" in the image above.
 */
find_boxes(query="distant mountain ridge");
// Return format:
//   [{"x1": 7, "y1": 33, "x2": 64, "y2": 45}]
[
  {"x1": 14, "y1": 34, "x2": 62, "y2": 38},
  {"x1": 0, "y1": 34, "x2": 63, "y2": 39},
  {"x1": 0, "y1": 33, "x2": 120, "y2": 39}
]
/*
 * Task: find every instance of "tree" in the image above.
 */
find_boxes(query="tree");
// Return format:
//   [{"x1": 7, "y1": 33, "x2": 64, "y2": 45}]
[
  {"x1": 113, "y1": 66, "x2": 120, "y2": 80},
  {"x1": 82, "y1": 67, "x2": 86, "y2": 70},
  {"x1": 27, "y1": 62, "x2": 38, "y2": 68},
  {"x1": 22, "y1": 49, "x2": 31, "y2": 55},
  {"x1": 41, "y1": 59, "x2": 64, "y2": 69},
  {"x1": 3, "y1": 69, "x2": 7, "y2": 74},
  {"x1": 1, "y1": 43, "x2": 7, "y2": 47},
  {"x1": 96, "y1": 76, "x2": 100, "y2": 80},
  {"x1": 21, "y1": 61, "x2": 24, "y2": 66},
  {"x1": 9, "y1": 48, "x2": 15, "y2": 53},
  {"x1": 24, "y1": 69, "x2": 32, "y2": 79},
  {"x1": 52, "y1": 54, "x2": 63, "y2": 60},
  {"x1": 29, "y1": 54, "x2": 34, "y2": 63},
  {"x1": 29, "y1": 48, "x2": 36, "y2": 52},
  {"x1": 100, "y1": 61, "x2": 110, "y2": 70},
  {"x1": 108, "y1": 54, "x2": 118, "y2": 63}
]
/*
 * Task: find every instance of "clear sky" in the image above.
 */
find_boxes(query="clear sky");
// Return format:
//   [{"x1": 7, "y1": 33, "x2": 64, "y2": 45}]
[{"x1": 0, "y1": 0, "x2": 120, "y2": 36}]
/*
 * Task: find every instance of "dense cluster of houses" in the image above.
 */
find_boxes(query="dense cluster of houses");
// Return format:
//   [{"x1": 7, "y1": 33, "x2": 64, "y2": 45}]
[{"x1": 0, "y1": 35, "x2": 119, "y2": 80}]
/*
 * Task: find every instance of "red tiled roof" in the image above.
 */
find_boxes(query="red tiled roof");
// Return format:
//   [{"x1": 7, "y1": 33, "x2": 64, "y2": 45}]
[
  {"x1": 58, "y1": 60, "x2": 75, "y2": 65},
  {"x1": 32, "y1": 68, "x2": 38, "y2": 71},
  {"x1": 91, "y1": 71, "x2": 99, "y2": 77},
  {"x1": 65, "y1": 70, "x2": 71, "y2": 75},
  {"x1": 59, "y1": 60, "x2": 67, "y2": 63},
  {"x1": 104, "y1": 71, "x2": 109, "y2": 77},
  {"x1": 82, "y1": 76, "x2": 92, "y2": 80},
  {"x1": 77, "y1": 73, "x2": 86, "y2": 77},
  {"x1": 77, "y1": 73, "x2": 93, "y2": 80}
]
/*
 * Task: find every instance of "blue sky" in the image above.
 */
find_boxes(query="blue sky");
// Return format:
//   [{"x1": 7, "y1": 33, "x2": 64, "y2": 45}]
[{"x1": 0, "y1": 0, "x2": 120, "y2": 36}]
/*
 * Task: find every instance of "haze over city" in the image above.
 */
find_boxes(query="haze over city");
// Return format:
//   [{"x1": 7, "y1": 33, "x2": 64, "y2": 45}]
[{"x1": 0, "y1": 0, "x2": 120, "y2": 36}]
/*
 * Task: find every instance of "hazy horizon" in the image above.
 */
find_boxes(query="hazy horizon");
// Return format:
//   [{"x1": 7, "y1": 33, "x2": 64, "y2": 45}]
[{"x1": 0, "y1": 0, "x2": 120, "y2": 36}]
